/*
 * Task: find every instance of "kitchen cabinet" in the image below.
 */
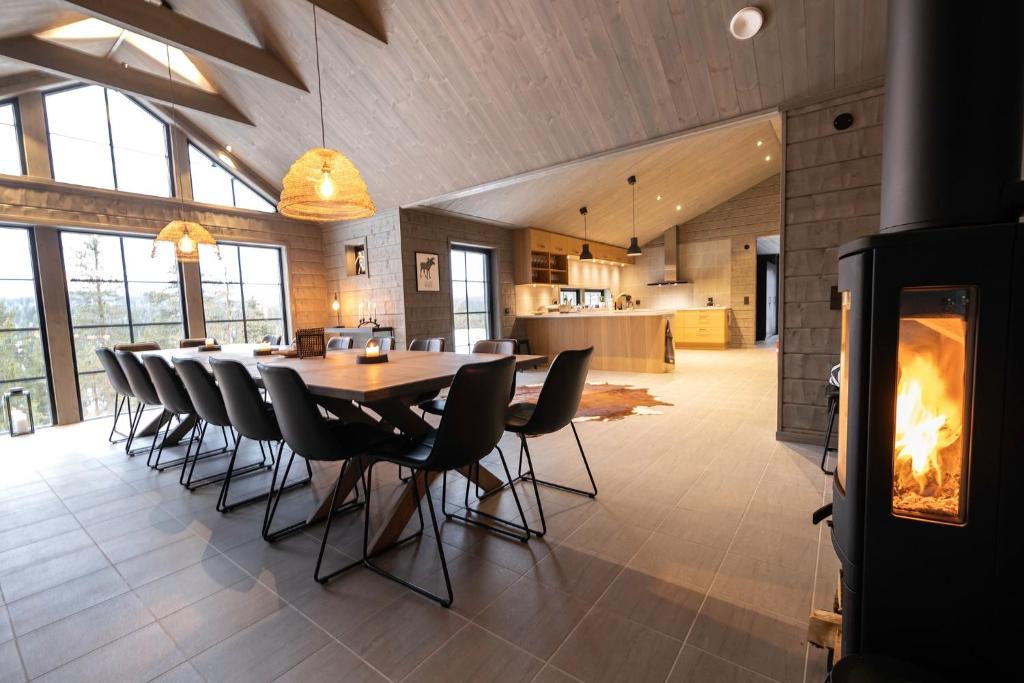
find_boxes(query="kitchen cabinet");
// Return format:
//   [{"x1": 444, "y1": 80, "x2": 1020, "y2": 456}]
[
  {"x1": 514, "y1": 228, "x2": 632, "y2": 284},
  {"x1": 673, "y1": 308, "x2": 730, "y2": 349}
]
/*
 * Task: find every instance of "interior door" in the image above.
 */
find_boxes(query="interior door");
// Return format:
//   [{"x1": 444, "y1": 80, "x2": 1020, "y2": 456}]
[{"x1": 765, "y1": 258, "x2": 778, "y2": 337}]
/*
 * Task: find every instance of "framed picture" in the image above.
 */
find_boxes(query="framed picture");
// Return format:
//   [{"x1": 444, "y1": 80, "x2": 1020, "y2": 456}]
[{"x1": 415, "y1": 251, "x2": 440, "y2": 292}]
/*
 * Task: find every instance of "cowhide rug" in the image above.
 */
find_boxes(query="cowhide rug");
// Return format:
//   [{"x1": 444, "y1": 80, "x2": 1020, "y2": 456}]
[{"x1": 511, "y1": 382, "x2": 672, "y2": 422}]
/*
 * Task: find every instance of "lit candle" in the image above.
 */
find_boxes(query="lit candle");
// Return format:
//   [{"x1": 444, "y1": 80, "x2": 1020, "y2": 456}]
[
  {"x1": 204, "y1": 338, "x2": 214, "y2": 346},
  {"x1": 365, "y1": 338, "x2": 380, "y2": 357},
  {"x1": 259, "y1": 341, "x2": 270, "y2": 350},
  {"x1": 11, "y1": 408, "x2": 29, "y2": 434}
]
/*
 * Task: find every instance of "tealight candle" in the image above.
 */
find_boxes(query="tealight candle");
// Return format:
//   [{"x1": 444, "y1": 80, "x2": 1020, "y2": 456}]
[
  {"x1": 204, "y1": 338, "x2": 214, "y2": 346},
  {"x1": 365, "y1": 343, "x2": 380, "y2": 357}
]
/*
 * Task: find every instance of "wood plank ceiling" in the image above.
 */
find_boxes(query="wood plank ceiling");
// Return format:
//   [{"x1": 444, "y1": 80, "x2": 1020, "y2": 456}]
[
  {"x1": 0, "y1": 0, "x2": 887, "y2": 216},
  {"x1": 421, "y1": 116, "x2": 781, "y2": 247}
]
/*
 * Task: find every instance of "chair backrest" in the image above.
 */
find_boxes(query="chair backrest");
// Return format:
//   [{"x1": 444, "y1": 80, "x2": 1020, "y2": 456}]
[
  {"x1": 179, "y1": 338, "x2": 207, "y2": 348},
  {"x1": 408, "y1": 337, "x2": 445, "y2": 352},
  {"x1": 427, "y1": 356, "x2": 515, "y2": 471},
  {"x1": 95, "y1": 347, "x2": 134, "y2": 397},
  {"x1": 261, "y1": 334, "x2": 282, "y2": 346},
  {"x1": 173, "y1": 358, "x2": 230, "y2": 427},
  {"x1": 143, "y1": 355, "x2": 193, "y2": 415},
  {"x1": 114, "y1": 341, "x2": 161, "y2": 352},
  {"x1": 115, "y1": 350, "x2": 162, "y2": 406},
  {"x1": 471, "y1": 339, "x2": 516, "y2": 355},
  {"x1": 209, "y1": 357, "x2": 280, "y2": 441},
  {"x1": 294, "y1": 328, "x2": 326, "y2": 358},
  {"x1": 376, "y1": 336, "x2": 394, "y2": 352},
  {"x1": 327, "y1": 336, "x2": 354, "y2": 350},
  {"x1": 259, "y1": 364, "x2": 345, "y2": 462},
  {"x1": 523, "y1": 347, "x2": 593, "y2": 434}
]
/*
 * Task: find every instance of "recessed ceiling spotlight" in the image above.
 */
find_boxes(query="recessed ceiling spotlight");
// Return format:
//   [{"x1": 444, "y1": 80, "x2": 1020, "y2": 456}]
[
  {"x1": 729, "y1": 7, "x2": 764, "y2": 40},
  {"x1": 756, "y1": 140, "x2": 763, "y2": 147},
  {"x1": 656, "y1": 194, "x2": 662, "y2": 201},
  {"x1": 675, "y1": 204, "x2": 682, "y2": 211},
  {"x1": 764, "y1": 154, "x2": 772, "y2": 162},
  {"x1": 225, "y1": 145, "x2": 233, "y2": 153}
]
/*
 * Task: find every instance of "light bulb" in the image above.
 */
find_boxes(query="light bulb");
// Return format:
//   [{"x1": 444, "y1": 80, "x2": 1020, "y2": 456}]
[
  {"x1": 177, "y1": 232, "x2": 195, "y2": 254},
  {"x1": 317, "y1": 164, "x2": 335, "y2": 200},
  {"x1": 331, "y1": 299, "x2": 340, "y2": 312}
]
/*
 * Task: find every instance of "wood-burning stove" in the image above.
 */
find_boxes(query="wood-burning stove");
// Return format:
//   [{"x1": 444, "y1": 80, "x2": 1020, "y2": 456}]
[{"x1": 824, "y1": 1, "x2": 1024, "y2": 677}]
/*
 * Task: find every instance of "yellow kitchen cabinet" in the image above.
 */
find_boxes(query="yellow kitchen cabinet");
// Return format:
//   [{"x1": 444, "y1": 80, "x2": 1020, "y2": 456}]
[{"x1": 673, "y1": 308, "x2": 730, "y2": 349}]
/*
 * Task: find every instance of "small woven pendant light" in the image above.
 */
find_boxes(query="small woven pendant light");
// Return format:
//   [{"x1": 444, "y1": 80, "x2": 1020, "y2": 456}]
[
  {"x1": 278, "y1": 2, "x2": 375, "y2": 222},
  {"x1": 153, "y1": 44, "x2": 219, "y2": 263}
]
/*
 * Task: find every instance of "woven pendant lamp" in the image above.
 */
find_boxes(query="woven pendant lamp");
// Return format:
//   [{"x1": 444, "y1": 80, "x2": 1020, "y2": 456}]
[
  {"x1": 278, "y1": 147, "x2": 375, "y2": 221},
  {"x1": 151, "y1": 221, "x2": 219, "y2": 263},
  {"x1": 279, "y1": 2, "x2": 375, "y2": 223}
]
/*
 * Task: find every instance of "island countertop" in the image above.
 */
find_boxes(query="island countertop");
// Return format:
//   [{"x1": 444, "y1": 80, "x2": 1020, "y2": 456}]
[{"x1": 516, "y1": 309, "x2": 674, "y2": 319}]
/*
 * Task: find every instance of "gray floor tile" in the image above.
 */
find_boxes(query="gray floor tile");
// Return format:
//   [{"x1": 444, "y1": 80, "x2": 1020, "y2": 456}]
[
  {"x1": 526, "y1": 544, "x2": 624, "y2": 604},
  {"x1": 5, "y1": 567, "x2": 128, "y2": 637},
  {"x1": 274, "y1": 641, "x2": 387, "y2": 683},
  {"x1": 405, "y1": 624, "x2": 544, "y2": 683},
  {"x1": 190, "y1": 606, "x2": 329, "y2": 683},
  {"x1": 0, "y1": 640, "x2": 25, "y2": 683},
  {"x1": 115, "y1": 536, "x2": 216, "y2": 588},
  {"x1": 0, "y1": 608, "x2": 10, "y2": 645},
  {"x1": 0, "y1": 545, "x2": 110, "y2": 603},
  {"x1": 133, "y1": 553, "x2": 246, "y2": 619},
  {"x1": 32, "y1": 623, "x2": 184, "y2": 683},
  {"x1": 17, "y1": 592, "x2": 154, "y2": 678},
  {"x1": 0, "y1": 515, "x2": 79, "y2": 555},
  {"x1": 668, "y1": 645, "x2": 776, "y2": 682}
]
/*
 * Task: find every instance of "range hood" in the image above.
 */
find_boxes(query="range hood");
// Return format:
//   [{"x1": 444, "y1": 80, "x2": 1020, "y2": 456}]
[{"x1": 647, "y1": 226, "x2": 690, "y2": 286}]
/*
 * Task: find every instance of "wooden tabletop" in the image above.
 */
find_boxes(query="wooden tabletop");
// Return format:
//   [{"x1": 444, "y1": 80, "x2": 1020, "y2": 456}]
[{"x1": 141, "y1": 345, "x2": 546, "y2": 403}]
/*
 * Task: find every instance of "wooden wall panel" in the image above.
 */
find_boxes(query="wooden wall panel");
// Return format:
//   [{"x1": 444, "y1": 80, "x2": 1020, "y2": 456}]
[{"x1": 779, "y1": 86, "x2": 884, "y2": 443}]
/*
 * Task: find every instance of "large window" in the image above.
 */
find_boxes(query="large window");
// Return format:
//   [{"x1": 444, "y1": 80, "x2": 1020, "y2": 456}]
[
  {"x1": 0, "y1": 227, "x2": 52, "y2": 432},
  {"x1": 188, "y1": 143, "x2": 275, "y2": 213},
  {"x1": 0, "y1": 100, "x2": 23, "y2": 175},
  {"x1": 61, "y1": 231, "x2": 185, "y2": 418},
  {"x1": 200, "y1": 243, "x2": 287, "y2": 344},
  {"x1": 44, "y1": 85, "x2": 171, "y2": 197},
  {"x1": 450, "y1": 247, "x2": 492, "y2": 353}
]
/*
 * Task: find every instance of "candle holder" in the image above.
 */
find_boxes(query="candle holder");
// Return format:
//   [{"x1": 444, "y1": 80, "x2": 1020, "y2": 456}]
[
  {"x1": 357, "y1": 317, "x2": 379, "y2": 328},
  {"x1": 3, "y1": 387, "x2": 34, "y2": 437},
  {"x1": 356, "y1": 337, "x2": 388, "y2": 364}
]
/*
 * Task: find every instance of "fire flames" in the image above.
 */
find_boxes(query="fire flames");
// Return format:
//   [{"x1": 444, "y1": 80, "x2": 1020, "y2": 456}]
[{"x1": 892, "y1": 318, "x2": 965, "y2": 522}]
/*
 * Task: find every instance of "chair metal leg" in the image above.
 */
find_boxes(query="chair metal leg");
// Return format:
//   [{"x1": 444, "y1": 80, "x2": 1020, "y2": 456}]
[
  {"x1": 144, "y1": 410, "x2": 169, "y2": 466},
  {"x1": 520, "y1": 423, "x2": 598, "y2": 498},
  {"x1": 313, "y1": 464, "x2": 363, "y2": 584},
  {"x1": 821, "y1": 397, "x2": 838, "y2": 475},
  {"x1": 108, "y1": 394, "x2": 131, "y2": 444},
  {"x1": 124, "y1": 402, "x2": 144, "y2": 455},
  {"x1": 363, "y1": 464, "x2": 453, "y2": 607},
  {"x1": 442, "y1": 447, "x2": 530, "y2": 542},
  {"x1": 216, "y1": 435, "x2": 287, "y2": 513},
  {"x1": 262, "y1": 443, "x2": 345, "y2": 543}
]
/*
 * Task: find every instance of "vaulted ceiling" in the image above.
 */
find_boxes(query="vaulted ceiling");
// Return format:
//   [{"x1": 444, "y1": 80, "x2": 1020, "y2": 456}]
[{"x1": 0, "y1": 0, "x2": 887, "y2": 218}]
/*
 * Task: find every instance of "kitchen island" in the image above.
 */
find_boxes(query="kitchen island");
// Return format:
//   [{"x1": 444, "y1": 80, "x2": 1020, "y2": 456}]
[{"x1": 519, "y1": 309, "x2": 675, "y2": 373}]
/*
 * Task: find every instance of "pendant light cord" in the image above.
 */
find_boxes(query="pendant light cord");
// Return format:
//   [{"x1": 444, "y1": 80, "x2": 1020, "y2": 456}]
[
  {"x1": 312, "y1": 2, "x2": 326, "y2": 149},
  {"x1": 632, "y1": 180, "x2": 636, "y2": 238},
  {"x1": 164, "y1": 44, "x2": 185, "y2": 211}
]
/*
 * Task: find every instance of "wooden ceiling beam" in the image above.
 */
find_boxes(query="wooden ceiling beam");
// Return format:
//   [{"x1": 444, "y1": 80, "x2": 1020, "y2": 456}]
[
  {"x1": 62, "y1": 0, "x2": 307, "y2": 91},
  {"x1": 0, "y1": 70, "x2": 67, "y2": 99},
  {"x1": 0, "y1": 35, "x2": 253, "y2": 125},
  {"x1": 308, "y1": 0, "x2": 387, "y2": 45}
]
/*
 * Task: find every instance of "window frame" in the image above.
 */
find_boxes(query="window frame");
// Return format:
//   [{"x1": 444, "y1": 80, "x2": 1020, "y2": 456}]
[
  {"x1": 186, "y1": 142, "x2": 276, "y2": 212},
  {"x1": 58, "y1": 228, "x2": 188, "y2": 419},
  {"x1": 559, "y1": 288, "x2": 580, "y2": 306},
  {"x1": 0, "y1": 224, "x2": 55, "y2": 432},
  {"x1": 583, "y1": 289, "x2": 606, "y2": 308},
  {"x1": 42, "y1": 83, "x2": 174, "y2": 197},
  {"x1": 199, "y1": 241, "x2": 289, "y2": 344},
  {"x1": 0, "y1": 98, "x2": 26, "y2": 176},
  {"x1": 450, "y1": 245, "x2": 494, "y2": 353}
]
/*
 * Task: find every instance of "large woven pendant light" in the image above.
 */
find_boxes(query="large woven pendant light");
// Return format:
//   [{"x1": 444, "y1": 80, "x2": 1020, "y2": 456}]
[
  {"x1": 626, "y1": 175, "x2": 642, "y2": 256},
  {"x1": 153, "y1": 44, "x2": 219, "y2": 263},
  {"x1": 278, "y1": 2, "x2": 375, "y2": 222},
  {"x1": 579, "y1": 206, "x2": 593, "y2": 260}
]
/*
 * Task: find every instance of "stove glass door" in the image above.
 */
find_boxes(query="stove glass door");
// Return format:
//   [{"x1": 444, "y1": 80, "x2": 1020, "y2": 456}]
[{"x1": 891, "y1": 287, "x2": 974, "y2": 525}]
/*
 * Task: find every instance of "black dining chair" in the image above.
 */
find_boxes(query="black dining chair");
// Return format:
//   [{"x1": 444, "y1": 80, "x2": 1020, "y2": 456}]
[
  {"x1": 360, "y1": 355, "x2": 527, "y2": 607},
  {"x1": 376, "y1": 337, "x2": 395, "y2": 352},
  {"x1": 95, "y1": 347, "x2": 135, "y2": 445},
  {"x1": 327, "y1": 336, "x2": 354, "y2": 350},
  {"x1": 419, "y1": 339, "x2": 516, "y2": 417},
  {"x1": 115, "y1": 349, "x2": 170, "y2": 460},
  {"x1": 501, "y1": 347, "x2": 596, "y2": 537},
  {"x1": 142, "y1": 355, "x2": 202, "y2": 471},
  {"x1": 209, "y1": 358, "x2": 308, "y2": 512},
  {"x1": 173, "y1": 358, "x2": 245, "y2": 490},
  {"x1": 261, "y1": 334, "x2": 282, "y2": 346},
  {"x1": 259, "y1": 364, "x2": 392, "y2": 576}
]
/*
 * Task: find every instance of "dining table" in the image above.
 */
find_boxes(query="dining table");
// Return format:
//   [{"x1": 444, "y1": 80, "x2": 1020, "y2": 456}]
[{"x1": 138, "y1": 344, "x2": 546, "y2": 553}]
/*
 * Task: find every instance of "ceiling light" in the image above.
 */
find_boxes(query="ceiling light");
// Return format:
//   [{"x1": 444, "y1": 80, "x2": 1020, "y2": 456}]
[
  {"x1": 676, "y1": 204, "x2": 682, "y2": 211},
  {"x1": 225, "y1": 145, "x2": 233, "y2": 153},
  {"x1": 626, "y1": 175, "x2": 642, "y2": 256},
  {"x1": 765, "y1": 155, "x2": 772, "y2": 162},
  {"x1": 656, "y1": 194, "x2": 662, "y2": 201},
  {"x1": 579, "y1": 207, "x2": 593, "y2": 260},
  {"x1": 756, "y1": 140, "x2": 763, "y2": 147},
  {"x1": 278, "y1": 4, "x2": 375, "y2": 222},
  {"x1": 729, "y1": 7, "x2": 764, "y2": 40},
  {"x1": 216, "y1": 151, "x2": 236, "y2": 169}
]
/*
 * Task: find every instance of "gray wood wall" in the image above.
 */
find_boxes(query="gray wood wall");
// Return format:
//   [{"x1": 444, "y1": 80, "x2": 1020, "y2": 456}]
[
  {"x1": 677, "y1": 175, "x2": 781, "y2": 347},
  {"x1": 779, "y1": 86, "x2": 883, "y2": 442}
]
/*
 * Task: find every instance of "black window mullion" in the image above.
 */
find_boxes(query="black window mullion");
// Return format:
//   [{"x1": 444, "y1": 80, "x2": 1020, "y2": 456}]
[
  {"x1": 237, "y1": 248, "x2": 248, "y2": 342},
  {"x1": 102, "y1": 88, "x2": 119, "y2": 190},
  {"x1": 118, "y1": 237, "x2": 135, "y2": 342}
]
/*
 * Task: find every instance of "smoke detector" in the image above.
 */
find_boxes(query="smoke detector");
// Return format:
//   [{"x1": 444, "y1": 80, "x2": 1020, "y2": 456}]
[{"x1": 729, "y1": 7, "x2": 764, "y2": 40}]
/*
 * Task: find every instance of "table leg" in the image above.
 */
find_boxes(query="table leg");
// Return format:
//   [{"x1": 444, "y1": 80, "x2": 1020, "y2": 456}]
[
  {"x1": 305, "y1": 456, "x2": 367, "y2": 525},
  {"x1": 135, "y1": 412, "x2": 195, "y2": 446},
  {"x1": 368, "y1": 469, "x2": 439, "y2": 555}
]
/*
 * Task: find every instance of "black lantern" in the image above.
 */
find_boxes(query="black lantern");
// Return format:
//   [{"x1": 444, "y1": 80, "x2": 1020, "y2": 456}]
[{"x1": 3, "y1": 387, "x2": 35, "y2": 437}]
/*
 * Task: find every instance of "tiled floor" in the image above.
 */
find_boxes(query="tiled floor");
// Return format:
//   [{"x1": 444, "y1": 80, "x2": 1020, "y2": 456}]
[{"x1": 0, "y1": 347, "x2": 837, "y2": 682}]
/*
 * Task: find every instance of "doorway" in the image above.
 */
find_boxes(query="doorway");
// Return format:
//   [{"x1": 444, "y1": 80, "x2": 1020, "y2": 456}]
[{"x1": 755, "y1": 235, "x2": 780, "y2": 342}]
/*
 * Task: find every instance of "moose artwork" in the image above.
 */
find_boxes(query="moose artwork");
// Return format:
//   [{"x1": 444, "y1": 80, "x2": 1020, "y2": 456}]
[{"x1": 415, "y1": 252, "x2": 440, "y2": 292}]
